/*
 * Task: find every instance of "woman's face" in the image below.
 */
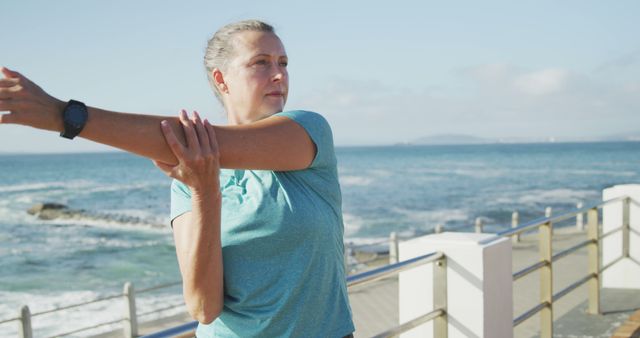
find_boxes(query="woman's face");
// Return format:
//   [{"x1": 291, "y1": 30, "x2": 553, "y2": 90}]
[{"x1": 222, "y1": 31, "x2": 289, "y2": 123}]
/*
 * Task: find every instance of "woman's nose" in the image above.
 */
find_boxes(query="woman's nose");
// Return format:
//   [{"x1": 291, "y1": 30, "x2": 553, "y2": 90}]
[
  {"x1": 272, "y1": 71, "x2": 283, "y2": 82},
  {"x1": 271, "y1": 64, "x2": 286, "y2": 82}
]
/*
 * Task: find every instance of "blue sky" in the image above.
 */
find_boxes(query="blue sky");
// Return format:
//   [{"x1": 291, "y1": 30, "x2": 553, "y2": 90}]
[{"x1": 1, "y1": 0, "x2": 639, "y2": 152}]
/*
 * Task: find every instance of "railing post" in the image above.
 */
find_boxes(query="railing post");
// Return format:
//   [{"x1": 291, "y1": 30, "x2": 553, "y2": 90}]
[
  {"x1": 623, "y1": 197, "x2": 630, "y2": 258},
  {"x1": 18, "y1": 305, "x2": 32, "y2": 338},
  {"x1": 475, "y1": 217, "x2": 483, "y2": 233},
  {"x1": 540, "y1": 218, "x2": 553, "y2": 338},
  {"x1": 545, "y1": 207, "x2": 552, "y2": 235},
  {"x1": 576, "y1": 202, "x2": 584, "y2": 231},
  {"x1": 512, "y1": 211, "x2": 520, "y2": 243},
  {"x1": 433, "y1": 256, "x2": 447, "y2": 338},
  {"x1": 435, "y1": 223, "x2": 443, "y2": 234},
  {"x1": 123, "y1": 282, "x2": 138, "y2": 338},
  {"x1": 389, "y1": 232, "x2": 399, "y2": 264},
  {"x1": 587, "y1": 207, "x2": 601, "y2": 314}
]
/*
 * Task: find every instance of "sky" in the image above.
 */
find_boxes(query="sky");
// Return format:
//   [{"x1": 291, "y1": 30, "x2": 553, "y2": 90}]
[{"x1": 1, "y1": 0, "x2": 639, "y2": 153}]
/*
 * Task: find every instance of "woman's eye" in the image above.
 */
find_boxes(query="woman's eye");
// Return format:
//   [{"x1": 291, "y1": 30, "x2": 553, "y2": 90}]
[
  {"x1": 255, "y1": 60, "x2": 268, "y2": 66},
  {"x1": 280, "y1": 61, "x2": 288, "y2": 67}
]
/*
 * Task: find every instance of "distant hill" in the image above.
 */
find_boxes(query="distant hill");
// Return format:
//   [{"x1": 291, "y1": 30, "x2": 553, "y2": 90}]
[
  {"x1": 403, "y1": 132, "x2": 640, "y2": 146},
  {"x1": 411, "y1": 134, "x2": 494, "y2": 145},
  {"x1": 596, "y1": 132, "x2": 640, "y2": 142}
]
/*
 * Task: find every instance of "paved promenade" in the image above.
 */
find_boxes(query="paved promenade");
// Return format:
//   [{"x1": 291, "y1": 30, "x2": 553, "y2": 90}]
[
  {"x1": 349, "y1": 227, "x2": 640, "y2": 338},
  {"x1": 94, "y1": 227, "x2": 640, "y2": 338}
]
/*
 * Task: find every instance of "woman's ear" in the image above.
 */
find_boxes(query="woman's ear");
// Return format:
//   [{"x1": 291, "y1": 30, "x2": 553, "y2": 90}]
[{"x1": 212, "y1": 69, "x2": 228, "y2": 93}]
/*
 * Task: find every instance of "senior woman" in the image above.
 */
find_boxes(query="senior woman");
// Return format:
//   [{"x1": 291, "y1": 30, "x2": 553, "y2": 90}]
[{"x1": 0, "y1": 20, "x2": 355, "y2": 337}]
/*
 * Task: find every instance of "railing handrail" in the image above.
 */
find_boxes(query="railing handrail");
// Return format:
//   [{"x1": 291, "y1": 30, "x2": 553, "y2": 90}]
[
  {"x1": 5, "y1": 195, "x2": 634, "y2": 338},
  {"x1": 508, "y1": 195, "x2": 632, "y2": 337},
  {"x1": 479, "y1": 195, "x2": 628, "y2": 245},
  {"x1": 347, "y1": 251, "x2": 443, "y2": 289},
  {"x1": 139, "y1": 321, "x2": 198, "y2": 338},
  {"x1": 138, "y1": 250, "x2": 447, "y2": 338},
  {"x1": 0, "y1": 281, "x2": 185, "y2": 335},
  {"x1": 9, "y1": 195, "x2": 619, "y2": 324}
]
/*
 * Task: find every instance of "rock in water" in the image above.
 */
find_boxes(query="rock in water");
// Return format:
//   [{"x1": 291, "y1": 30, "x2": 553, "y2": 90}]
[
  {"x1": 26, "y1": 202, "x2": 165, "y2": 228},
  {"x1": 27, "y1": 203, "x2": 69, "y2": 216}
]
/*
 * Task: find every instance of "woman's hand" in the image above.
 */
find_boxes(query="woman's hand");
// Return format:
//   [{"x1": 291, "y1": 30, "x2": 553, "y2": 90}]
[
  {"x1": 0, "y1": 67, "x2": 65, "y2": 130},
  {"x1": 153, "y1": 110, "x2": 220, "y2": 196}
]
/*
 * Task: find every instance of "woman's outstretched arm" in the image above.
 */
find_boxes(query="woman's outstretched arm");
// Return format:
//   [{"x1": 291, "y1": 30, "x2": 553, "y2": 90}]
[{"x1": 0, "y1": 67, "x2": 315, "y2": 170}]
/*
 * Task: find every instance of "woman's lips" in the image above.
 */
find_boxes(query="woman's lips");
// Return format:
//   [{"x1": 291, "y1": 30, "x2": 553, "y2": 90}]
[{"x1": 266, "y1": 92, "x2": 284, "y2": 99}]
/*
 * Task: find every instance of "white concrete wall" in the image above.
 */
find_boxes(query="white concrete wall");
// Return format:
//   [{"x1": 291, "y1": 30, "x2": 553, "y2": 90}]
[
  {"x1": 399, "y1": 232, "x2": 513, "y2": 338},
  {"x1": 602, "y1": 184, "x2": 640, "y2": 288}
]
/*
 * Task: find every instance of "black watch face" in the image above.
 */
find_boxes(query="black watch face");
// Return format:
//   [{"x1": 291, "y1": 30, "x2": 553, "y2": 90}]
[{"x1": 66, "y1": 105, "x2": 87, "y2": 127}]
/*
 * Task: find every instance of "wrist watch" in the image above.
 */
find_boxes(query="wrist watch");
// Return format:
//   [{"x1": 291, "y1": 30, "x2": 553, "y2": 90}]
[{"x1": 60, "y1": 100, "x2": 88, "y2": 139}]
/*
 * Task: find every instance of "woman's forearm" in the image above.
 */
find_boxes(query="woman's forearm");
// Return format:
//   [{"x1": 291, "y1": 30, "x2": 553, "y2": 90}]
[
  {"x1": 74, "y1": 106, "x2": 315, "y2": 170},
  {"x1": 82, "y1": 106, "x2": 184, "y2": 164},
  {"x1": 175, "y1": 192, "x2": 223, "y2": 324}
]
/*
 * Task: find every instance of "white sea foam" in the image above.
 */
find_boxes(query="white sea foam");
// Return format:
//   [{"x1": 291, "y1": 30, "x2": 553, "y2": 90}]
[
  {"x1": 0, "y1": 180, "x2": 94, "y2": 193},
  {"x1": 391, "y1": 207, "x2": 470, "y2": 226},
  {"x1": 39, "y1": 233, "x2": 163, "y2": 251},
  {"x1": 342, "y1": 212, "x2": 364, "y2": 237},
  {"x1": 44, "y1": 217, "x2": 170, "y2": 233},
  {"x1": 497, "y1": 188, "x2": 598, "y2": 206},
  {"x1": 401, "y1": 167, "x2": 507, "y2": 179},
  {"x1": 74, "y1": 182, "x2": 161, "y2": 195},
  {"x1": 559, "y1": 169, "x2": 636, "y2": 177},
  {"x1": 100, "y1": 208, "x2": 165, "y2": 221},
  {"x1": 339, "y1": 168, "x2": 397, "y2": 186},
  {"x1": 339, "y1": 175, "x2": 374, "y2": 186}
]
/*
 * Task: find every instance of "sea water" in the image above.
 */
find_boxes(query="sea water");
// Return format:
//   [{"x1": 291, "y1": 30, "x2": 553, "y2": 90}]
[{"x1": 1, "y1": 142, "x2": 639, "y2": 336}]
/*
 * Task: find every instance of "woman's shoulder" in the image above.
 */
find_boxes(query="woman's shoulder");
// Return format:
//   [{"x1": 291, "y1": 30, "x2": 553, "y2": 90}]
[
  {"x1": 274, "y1": 110, "x2": 333, "y2": 137},
  {"x1": 274, "y1": 110, "x2": 336, "y2": 170},
  {"x1": 274, "y1": 110, "x2": 330, "y2": 125}
]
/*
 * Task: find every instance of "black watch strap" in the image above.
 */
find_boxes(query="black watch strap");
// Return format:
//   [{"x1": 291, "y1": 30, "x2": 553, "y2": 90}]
[{"x1": 60, "y1": 100, "x2": 88, "y2": 140}]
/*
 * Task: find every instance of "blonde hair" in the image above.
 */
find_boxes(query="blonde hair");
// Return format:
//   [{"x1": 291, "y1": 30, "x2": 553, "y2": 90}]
[{"x1": 204, "y1": 20, "x2": 275, "y2": 102}]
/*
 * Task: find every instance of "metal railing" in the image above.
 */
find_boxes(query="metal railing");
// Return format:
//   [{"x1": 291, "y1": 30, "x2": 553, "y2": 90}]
[
  {"x1": 2, "y1": 281, "x2": 183, "y2": 338},
  {"x1": 135, "y1": 196, "x2": 635, "y2": 338},
  {"x1": 478, "y1": 195, "x2": 631, "y2": 338},
  {"x1": 140, "y1": 251, "x2": 449, "y2": 338},
  {"x1": 3, "y1": 196, "x2": 633, "y2": 338}
]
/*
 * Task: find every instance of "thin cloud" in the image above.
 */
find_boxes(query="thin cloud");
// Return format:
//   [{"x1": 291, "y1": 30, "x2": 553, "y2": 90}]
[{"x1": 514, "y1": 68, "x2": 570, "y2": 96}]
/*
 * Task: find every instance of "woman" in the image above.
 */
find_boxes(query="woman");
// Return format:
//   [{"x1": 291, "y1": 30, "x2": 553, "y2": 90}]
[{"x1": 0, "y1": 20, "x2": 355, "y2": 337}]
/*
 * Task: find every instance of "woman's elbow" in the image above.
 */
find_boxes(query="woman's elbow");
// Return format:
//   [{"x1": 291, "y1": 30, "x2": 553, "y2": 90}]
[
  {"x1": 194, "y1": 311, "x2": 220, "y2": 325},
  {"x1": 188, "y1": 299, "x2": 223, "y2": 325}
]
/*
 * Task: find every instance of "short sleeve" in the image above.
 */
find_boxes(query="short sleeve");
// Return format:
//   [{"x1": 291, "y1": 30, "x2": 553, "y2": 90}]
[
  {"x1": 274, "y1": 110, "x2": 336, "y2": 169},
  {"x1": 170, "y1": 179, "x2": 192, "y2": 225}
]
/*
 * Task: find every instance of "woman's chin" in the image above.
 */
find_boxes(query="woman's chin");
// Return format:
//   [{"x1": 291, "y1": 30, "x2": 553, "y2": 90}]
[{"x1": 264, "y1": 103, "x2": 285, "y2": 114}]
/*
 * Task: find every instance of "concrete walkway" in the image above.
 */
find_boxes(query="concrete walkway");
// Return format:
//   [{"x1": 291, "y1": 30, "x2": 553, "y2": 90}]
[
  {"x1": 348, "y1": 227, "x2": 640, "y2": 338},
  {"x1": 93, "y1": 227, "x2": 640, "y2": 338}
]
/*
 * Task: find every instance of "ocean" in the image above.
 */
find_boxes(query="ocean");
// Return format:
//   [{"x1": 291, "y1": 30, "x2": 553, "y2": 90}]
[{"x1": 1, "y1": 142, "x2": 639, "y2": 337}]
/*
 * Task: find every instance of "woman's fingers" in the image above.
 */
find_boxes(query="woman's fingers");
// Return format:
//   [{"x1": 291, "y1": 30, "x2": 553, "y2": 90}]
[
  {"x1": 0, "y1": 98, "x2": 18, "y2": 114},
  {"x1": 152, "y1": 159, "x2": 174, "y2": 176},
  {"x1": 0, "y1": 89, "x2": 11, "y2": 100},
  {"x1": 160, "y1": 120, "x2": 186, "y2": 159},
  {"x1": 179, "y1": 109, "x2": 199, "y2": 151},
  {"x1": 204, "y1": 119, "x2": 219, "y2": 155},
  {"x1": 0, "y1": 112, "x2": 14, "y2": 123},
  {"x1": 0, "y1": 67, "x2": 21, "y2": 79},
  {"x1": 0, "y1": 85, "x2": 22, "y2": 99},
  {"x1": 192, "y1": 111, "x2": 211, "y2": 154},
  {"x1": 0, "y1": 78, "x2": 19, "y2": 88}
]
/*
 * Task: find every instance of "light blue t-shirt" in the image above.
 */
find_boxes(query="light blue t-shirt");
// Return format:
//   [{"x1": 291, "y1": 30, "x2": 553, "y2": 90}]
[{"x1": 170, "y1": 110, "x2": 355, "y2": 338}]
